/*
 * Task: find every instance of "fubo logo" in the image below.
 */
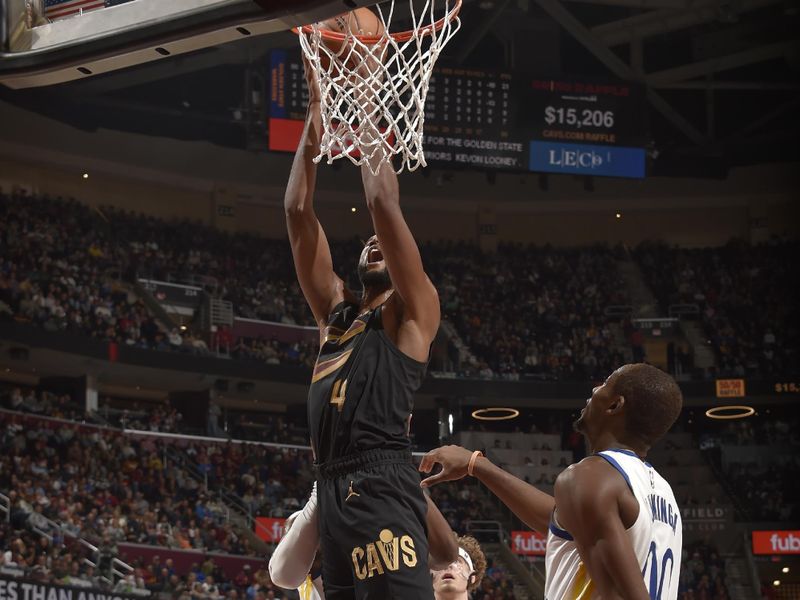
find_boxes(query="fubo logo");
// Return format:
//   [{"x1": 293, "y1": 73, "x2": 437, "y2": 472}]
[
  {"x1": 771, "y1": 533, "x2": 800, "y2": 552},
  {"x1": 511, "y1": 531, "x2": 547, "y2": 556},
  {"x1": 752, "y1": 530, "x2": 800, "y2": 555},
  {"x1": 255, "y1": 517, "x2": 287, "y2": 543}
]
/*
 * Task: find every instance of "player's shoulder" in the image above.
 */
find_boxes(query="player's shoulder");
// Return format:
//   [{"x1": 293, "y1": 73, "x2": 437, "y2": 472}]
[
  {"x1": 557, "y1": 454, "x2": 611, "y2": 477},
  {"x1": 555, "y1": 455, "x2": 629, "y2": 497}
]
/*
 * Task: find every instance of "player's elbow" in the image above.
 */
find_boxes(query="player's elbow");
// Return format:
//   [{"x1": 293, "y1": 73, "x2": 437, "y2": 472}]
[
  {"x1": 268, "y1": 560, "x2": 305, "y2": 590},
  {"x1": 284, "y1": 198, "x2": 313, "y2": 222},
  {"x1": 284, "y1": 197, "x2": 304, "y2": 216}
]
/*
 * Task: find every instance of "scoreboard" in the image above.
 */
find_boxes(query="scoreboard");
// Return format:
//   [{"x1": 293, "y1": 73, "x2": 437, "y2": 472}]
[
  {"x1": 268, "y1": 50, "x2": 647, "y2": 179},
  {"x1": 422, "y1": 67, "x2": 524, "y2": 171}
]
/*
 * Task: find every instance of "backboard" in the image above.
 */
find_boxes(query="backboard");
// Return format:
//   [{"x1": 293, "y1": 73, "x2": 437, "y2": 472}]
[{"x1": 0, "y1": 0, "x2": 380, "y2": 89}]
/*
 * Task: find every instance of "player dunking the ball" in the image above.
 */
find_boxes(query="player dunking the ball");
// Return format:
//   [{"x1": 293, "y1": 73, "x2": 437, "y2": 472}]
[
  {"x1": 420, "y1": 363, "x2": 684, "y2": 600},
  {"x1": 283, "y1": 54, "x2": 457, "y2": 599}
]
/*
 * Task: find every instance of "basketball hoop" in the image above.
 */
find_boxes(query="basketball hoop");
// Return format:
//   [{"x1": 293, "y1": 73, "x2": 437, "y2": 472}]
[{"x1": 293, "y1": 0, "x2": 462, "y2": 174}]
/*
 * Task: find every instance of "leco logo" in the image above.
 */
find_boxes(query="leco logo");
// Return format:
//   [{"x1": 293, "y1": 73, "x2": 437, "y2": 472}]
[
  {"x1": 752, "y1": 530, "x2": 800, "y2": 555},
  {"x1": 511, "y1": 531, "x2": 547, "y2": 556},
  {"x1": 547, "y1": 148, "x2": 608, "y2": 170}
]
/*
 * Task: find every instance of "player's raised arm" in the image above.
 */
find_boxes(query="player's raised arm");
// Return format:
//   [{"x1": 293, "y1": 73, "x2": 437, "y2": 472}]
[
  {"x1": 554, "y1": 458, "x2": 650, "y2": 600},
  {"x1": 284, "y1": 60, "x2": 349, "y2": 327},
  {"x1": 360, "y1": 162, "x2": 440, "y2": 342},
  {"x1": 424, "y1": 493, "x2": 459, "y2": 570},
  {"x1": 419, "y1": 445, "x2": 555, "y2": 535}
]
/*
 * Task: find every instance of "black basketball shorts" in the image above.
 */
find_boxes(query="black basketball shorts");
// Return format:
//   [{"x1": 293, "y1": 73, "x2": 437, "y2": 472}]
[{"x1": 316, "y1": 448, "x2": 434, "y2": 600}]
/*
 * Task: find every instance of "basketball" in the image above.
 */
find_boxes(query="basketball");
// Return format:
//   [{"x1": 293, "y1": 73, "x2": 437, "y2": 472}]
[{"x1": 316, "y1": 8, "x2": 385, "y2": 71}]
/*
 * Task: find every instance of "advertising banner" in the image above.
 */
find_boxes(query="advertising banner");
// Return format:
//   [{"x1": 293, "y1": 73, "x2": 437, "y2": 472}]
[
  {"x1": 510, "y1": 530, "x2": 547, "y2": 556},
  {"x1": 0, "y1": 575, "x2": 146, "y2": 600},
  {"x1": 529, "y1": 141, "x2": 645, "y2": 178},
  {"x1": 715, "y1": 379, "x2": 746, "y2": 398},
  {"x1": 524, "y1": 78, "x2": 647, "y2": 148},
  {"x1": 254, "y1": 517, "x2": 287, "y2": 543},
  {"x1": 752, "y1": 530, "x2": 800, "y2": 555},
  {"x1": 681, "y1": 506, "x2": 732, "y2": 533}
]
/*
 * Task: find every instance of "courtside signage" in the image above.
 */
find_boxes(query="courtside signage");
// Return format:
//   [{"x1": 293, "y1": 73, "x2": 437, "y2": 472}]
[
  {"x1": 0, "y1": 576, "x2": 143, "y2": 600},
  {"x1": 255, "y1": 517, "x2": 287, "y2": 543},
  {"x1": 529, "y1": 141, "x2": 645, "y2": 178},
  {"x1": 511, "y1": 530, "x2": 547, "y2": 556},
  {"x1": 752, "y1": 530, "x2": 800, "y2": 555}
]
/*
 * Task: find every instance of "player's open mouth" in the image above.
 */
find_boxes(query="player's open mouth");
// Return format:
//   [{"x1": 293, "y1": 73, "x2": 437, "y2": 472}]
[
  {"x1": 441, "y1": 573, "x2": 455, "y2": 581},
  {"x1": 368, "y1": 248, "x2": 383, "y2": 263}
]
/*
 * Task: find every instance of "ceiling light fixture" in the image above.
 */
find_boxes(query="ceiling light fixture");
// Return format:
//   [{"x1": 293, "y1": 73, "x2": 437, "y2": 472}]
[
  {"x1": 705, "y1": 405, "x2": 755, "y2": 420},
  {"x1": 472, "y1": 407, "x2": 520, "y2": 421}
]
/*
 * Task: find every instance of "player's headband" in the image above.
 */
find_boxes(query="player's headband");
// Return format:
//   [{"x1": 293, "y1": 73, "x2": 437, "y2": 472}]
[{"x1": 458, "y1": 547, "x2": 474, "y2": 573}]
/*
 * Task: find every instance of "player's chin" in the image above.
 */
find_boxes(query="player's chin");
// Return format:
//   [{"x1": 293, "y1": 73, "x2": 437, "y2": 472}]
[
  {"x1": 360, "y1": 265, "x2": 392, "y2": 288},
  {"x1": 432, "y1": 579, "x2": 458, "y2": 592}
]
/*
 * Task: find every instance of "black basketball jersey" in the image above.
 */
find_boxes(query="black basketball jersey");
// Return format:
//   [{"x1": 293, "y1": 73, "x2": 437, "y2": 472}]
[{"x1": 308, "y1": 300, "x2": 428, "y2": 464}]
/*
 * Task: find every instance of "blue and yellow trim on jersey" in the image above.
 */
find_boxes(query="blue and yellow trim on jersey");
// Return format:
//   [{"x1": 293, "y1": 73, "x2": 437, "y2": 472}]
[
  {"x1": 570, "y1": 563, "x2": 595, "y2": 600},
  {"x1": 298, "y1": 575, "x2": 314, "y2": 600}
]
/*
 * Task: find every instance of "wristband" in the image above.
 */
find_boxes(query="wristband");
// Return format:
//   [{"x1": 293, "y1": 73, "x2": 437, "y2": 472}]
[{"x1": 467, "y1": 450, "x2": 483, "y2": 476}]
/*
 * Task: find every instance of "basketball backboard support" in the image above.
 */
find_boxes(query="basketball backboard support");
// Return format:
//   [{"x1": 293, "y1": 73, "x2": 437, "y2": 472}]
[{"x1": 0, "y1": 0, "x2": 380, "y2": 89}]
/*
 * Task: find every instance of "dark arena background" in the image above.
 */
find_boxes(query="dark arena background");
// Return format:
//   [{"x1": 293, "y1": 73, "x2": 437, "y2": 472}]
[{"x1": 0, "y1": 0, "x2": 798, "y2": 598}]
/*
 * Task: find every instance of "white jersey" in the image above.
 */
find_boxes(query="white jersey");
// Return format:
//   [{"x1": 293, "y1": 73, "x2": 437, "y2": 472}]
[
  {"x1": 544, "y1": 449, "x2": 682, "y2": 600},
  {"x1": 297, "y1": 575, "x2": 325, "y2": 600}
]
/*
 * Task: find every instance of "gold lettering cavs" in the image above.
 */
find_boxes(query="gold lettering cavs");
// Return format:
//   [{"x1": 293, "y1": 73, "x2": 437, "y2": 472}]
[{"x1": 351, "y1": 529, "x2": 418, "y2": 580}]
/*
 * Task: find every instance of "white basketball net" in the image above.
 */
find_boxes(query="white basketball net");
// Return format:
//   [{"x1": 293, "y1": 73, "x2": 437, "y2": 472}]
[{"x1": 297, "y1": 0, "x2": 461, "y2": 175}]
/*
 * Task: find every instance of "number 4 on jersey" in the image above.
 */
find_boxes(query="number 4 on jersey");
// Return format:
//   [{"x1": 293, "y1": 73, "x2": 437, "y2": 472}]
[{"x1": 331, "y1": 379, "x2": 348, "y2": 412}]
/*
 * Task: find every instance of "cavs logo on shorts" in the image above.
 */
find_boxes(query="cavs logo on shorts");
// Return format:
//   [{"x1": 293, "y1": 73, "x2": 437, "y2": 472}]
[{"x1": 351, "y1": 529, "x2": 418, "y2": 580}]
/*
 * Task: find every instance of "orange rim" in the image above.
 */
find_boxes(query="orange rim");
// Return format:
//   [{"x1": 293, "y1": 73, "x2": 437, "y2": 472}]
[{"x1": 291, "y1": 0, "x2": 461, "y2": 44}]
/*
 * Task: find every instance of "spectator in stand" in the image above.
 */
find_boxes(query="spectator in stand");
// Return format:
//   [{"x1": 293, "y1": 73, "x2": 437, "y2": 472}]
[
  {"x1": 1, "y1": 191, "x2": 632, "y2": 380},
  {"x1": 0, "y1": 411, "x2": 312, "y2": 559},
  {"x1": 474, "y1": 556, "x2": 517, "y2": 599},
  {"x1": 678, "y1": 542, "x2": 729, "y2": 600},
  {"x1": 423, "y1": 241, "x2": 628, "y2": 381},
  {"x1": 0, "y1": 521, "x2": 112, "y2": 589},
  {"x1": 712, "y1": 413, "x2": 800, "y2": 522},
  {"x1": 635, "y1": 239, "x2": 799, "y2": 380},
  {"x1": 4, "y1": 190, "x2": 800, "y2": 381},
  {"x1": 1, "y1": 385, "x2": 84, "y2": 421}
]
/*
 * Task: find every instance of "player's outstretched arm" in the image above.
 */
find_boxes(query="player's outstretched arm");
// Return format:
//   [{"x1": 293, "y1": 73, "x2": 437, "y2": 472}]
[
  {"x1": 285, "y1": 61, "x2": 349, "y2": 327},
  {"x1": 360, "y1": 162, "x2": 440, "y2": 349},
  {"x1": 424, "y1": 493, "x2": 459, "y2": 569},
  {"x1": 419, "y1": 445, "x2": 554, "y2": 535},
  {"x1": 555, "y1": 458, "x2": 650, "y2": 600}
]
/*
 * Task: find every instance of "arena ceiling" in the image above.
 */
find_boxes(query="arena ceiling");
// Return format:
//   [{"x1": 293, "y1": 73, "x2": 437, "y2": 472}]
[{"x1": 0, "y1": 0, "x2": 798, "y2": 175}]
